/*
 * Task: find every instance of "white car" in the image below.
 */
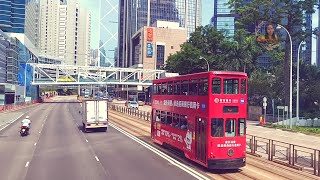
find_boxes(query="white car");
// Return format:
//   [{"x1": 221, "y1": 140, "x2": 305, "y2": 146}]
[{"x1": 127, "y1": 101, "x2": 138, "y2": 109}]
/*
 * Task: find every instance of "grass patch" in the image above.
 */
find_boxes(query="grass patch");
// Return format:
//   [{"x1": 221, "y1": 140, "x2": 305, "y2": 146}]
[{"x1": 264, "y1": 123, "x2": 320, "y2": 135}]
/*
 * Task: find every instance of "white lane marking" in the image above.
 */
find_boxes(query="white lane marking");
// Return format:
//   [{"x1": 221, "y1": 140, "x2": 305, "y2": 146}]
[
  {"x1": 109, "y1": 123, "x2": 210, "y2": 180},
  {"x1": 86, "y1": 139, "x2": 88, "y2": 142},
  {"x1": 243, "y1": 167, "x2": 273, "y2": 179},
  {"x1": 34, "y1": 143, "x2": 37, "y2": 146},
  {"x1": 39, "y1": 131, "x2": 41, "y2": 134},
  {"x1": 0, "y1": 113, "x2": 25, "y2": 132},
  {"x1": 25, "y1": 161, "x2": 30, "y2": 167},
  {"x1": 95, "y1": 156, "x2": 100, "y2": 162}
]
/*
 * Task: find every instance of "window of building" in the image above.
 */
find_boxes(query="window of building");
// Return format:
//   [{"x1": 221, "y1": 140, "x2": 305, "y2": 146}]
[{"x1": 156, "y1": 45, "x2": 165, "y2": 70}]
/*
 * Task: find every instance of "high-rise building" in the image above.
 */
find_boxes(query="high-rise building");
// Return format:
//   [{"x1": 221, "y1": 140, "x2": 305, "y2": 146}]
[
  {"x1": 118, "y1": 0, "x2": 202, "y2": 68},
  {"x1": 78, "y1": 8, "x2": 91, "y2": 66},
  {"x1": 0, "y1": 0, "x2": 26, "y2": 33},
  {"x1": 38, "y1": 0, "x2": 91, "y2": 66},
  {"x1": 211, "y1": 0, "x2": 235, "y2": 36}
]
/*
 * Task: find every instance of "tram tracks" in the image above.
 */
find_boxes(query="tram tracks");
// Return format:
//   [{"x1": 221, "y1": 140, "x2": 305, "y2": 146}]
[{"x1": 109, "y1": 111, "x2": 317, "y2": 180}]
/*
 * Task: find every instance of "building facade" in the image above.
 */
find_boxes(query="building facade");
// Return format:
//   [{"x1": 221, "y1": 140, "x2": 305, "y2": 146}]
[
  {"x1": 118, "y1": 0, "x2": 201, "y2": 68},
  {"x1": 131, "y1": 21, "x2": 187, "y2": 70},
  {"x1": 38, "y1": 0, "x2": 91, "y2": 66},
  {"x1": 0, "y1": 0, "x2": 26, "y2": 33}
]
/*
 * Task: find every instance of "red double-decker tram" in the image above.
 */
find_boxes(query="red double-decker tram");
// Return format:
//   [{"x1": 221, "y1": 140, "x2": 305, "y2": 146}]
[{"x1": 151, "y1": 71, "x2": 247, "y2": 169}]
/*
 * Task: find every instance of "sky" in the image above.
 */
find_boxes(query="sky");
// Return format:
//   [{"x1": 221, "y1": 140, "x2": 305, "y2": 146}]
[{"x1": 79, "y1": 0, "x2": 317, "y2": 65}]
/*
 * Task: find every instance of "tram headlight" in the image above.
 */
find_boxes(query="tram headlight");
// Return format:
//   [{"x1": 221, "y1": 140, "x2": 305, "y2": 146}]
[{"x1": 227, "y1": 148, "x2": 234, "y2": 157}]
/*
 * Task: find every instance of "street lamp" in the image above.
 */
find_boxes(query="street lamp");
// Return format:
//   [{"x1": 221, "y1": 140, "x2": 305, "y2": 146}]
[
  {"x1": 24, "y1": 58, "x2": 33, "y2": 101},
  {"x1": 276, "y1": 24, "x2": 293, "y2": 129},
  {"x1": 199, "y1": 56, "x2": 210, "y2": 72},
  {"x1": 296, "y1": 41, "x2": 304, "y2": 123}
]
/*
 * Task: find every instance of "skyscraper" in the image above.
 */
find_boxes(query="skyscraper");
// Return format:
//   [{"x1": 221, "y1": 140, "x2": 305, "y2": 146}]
[
  {"x1": 118, "y1": 0, "x2": 202, "y2": 68},
  {"x1": 0, "y1": 0, "x2": 26, "y2": 33},
  {"x1": 211, "y1": 0, "x2": 235, "y2": 36},
  {"x1": 38, "y1": 0, "x2": 91, "y2": 65}
]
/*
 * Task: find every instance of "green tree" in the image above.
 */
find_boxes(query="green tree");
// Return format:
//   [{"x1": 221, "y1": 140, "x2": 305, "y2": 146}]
[
  {"x1": 229, "y1": 0, "x2": 317, "y2": 111},
  {"x1": 165, "y1": 26, "x2": 262, "y2": 75}
]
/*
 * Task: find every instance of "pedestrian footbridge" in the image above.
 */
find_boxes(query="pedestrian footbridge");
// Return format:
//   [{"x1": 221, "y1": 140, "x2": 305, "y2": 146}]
[{"x1": 29, "y1": 63, "x2": 165, "y2": 86}]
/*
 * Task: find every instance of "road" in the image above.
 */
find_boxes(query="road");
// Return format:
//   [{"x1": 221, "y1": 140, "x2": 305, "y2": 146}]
[{"x1": 0, "y1": 97, "x2": 199, "y2": 180}]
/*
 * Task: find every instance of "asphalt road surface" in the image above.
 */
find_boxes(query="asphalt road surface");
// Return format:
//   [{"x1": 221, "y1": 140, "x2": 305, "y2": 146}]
[{"x1": 0, "y1": 98, "x2": 199, "y2": 180}]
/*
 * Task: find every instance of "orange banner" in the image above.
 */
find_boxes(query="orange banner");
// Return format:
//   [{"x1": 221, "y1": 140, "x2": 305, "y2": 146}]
[{"x1": 147, "y1": 28, "x2": 153, "y2": 41}]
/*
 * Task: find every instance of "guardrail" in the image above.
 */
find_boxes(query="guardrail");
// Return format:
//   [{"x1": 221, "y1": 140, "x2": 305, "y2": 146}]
[
  {"x1": 109, "y1": 104, "x2": 151, "y2": 121},
  {"x1": 109, "y1": 104, "x2": 320, "y2": 177}
]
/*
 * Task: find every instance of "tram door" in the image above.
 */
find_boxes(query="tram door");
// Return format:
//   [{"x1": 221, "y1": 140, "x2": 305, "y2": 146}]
[
  {"x1": 195, "y1": 117, "x2": 207, "y2": 163},
  {"x1": 151, "y1": 110, "x2": 155, "y2": 138}
]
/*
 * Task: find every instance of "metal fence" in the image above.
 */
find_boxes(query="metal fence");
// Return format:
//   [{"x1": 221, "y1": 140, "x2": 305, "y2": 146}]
[{"x1": 109, "y1": 104, "x2": 320, "y2": 177}]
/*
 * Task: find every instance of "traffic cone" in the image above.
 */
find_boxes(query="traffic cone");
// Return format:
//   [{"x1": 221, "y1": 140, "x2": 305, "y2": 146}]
[{"x1": 259, "y1": 116, "x2": 264, "y2": 126}]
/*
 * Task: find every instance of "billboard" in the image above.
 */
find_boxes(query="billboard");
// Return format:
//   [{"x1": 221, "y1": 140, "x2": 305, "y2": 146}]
[
  {"x1": 147, "y1": 43, "x2": 153, "y2": 57},
  {"x1": 147, "y1": 28, "x2": 153, "y2": 41},
  {"x1": 255, "y1": 21, "x2": 280, "y2": 51}
]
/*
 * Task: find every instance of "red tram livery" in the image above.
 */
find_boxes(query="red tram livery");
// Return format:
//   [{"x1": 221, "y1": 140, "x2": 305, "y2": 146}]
[{"x1": 151, "y1": 71, "x2": 247, "y2": 169}]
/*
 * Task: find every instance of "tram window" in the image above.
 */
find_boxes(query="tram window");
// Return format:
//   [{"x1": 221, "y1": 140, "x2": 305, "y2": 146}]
[
  {"x1": 157, "y1": 84, "x2": 161, "y2": 94},
  {"x1": 241, "y1": 79, "x2": 247, "y2": 94},
  {"x1": 225, "y1": 119, "x2": 236, "y2": 137},
  {"x1": 155, "y1": 110, "x2": 161, "y2": 122},
  {"x1": 198, "y1": 79, "x2": 208, "y2": 96},
  {"x1": 173, "y1": 81, "x2": 181, "y2": 95},
  {"x1": 238, "y1": 118, "x2": 246, "y2": 136},
  {"x1": 162, "y1": 83, "x2": 167, "y2": 95},
  {"x1": 167, "y1": 112, "x2": 173, "y2": 125},
  {"x1": 211, "y1": 118, "x2": 224, "y2": 137},
  {"x1": 160, "y1": 111, "x2": 166, "y2": 124},
  {"x1": 168, "y1": 82, "x2": 173, "y2": 95},
  {"x1": 153, "y1": 84, "x2": 157, "y2": 94},
  {"x1": 189, "y1": 79, "x2": 198, "y2": 95},
  {"x1": 172, "y1": 113, "x2": 180, "y2": 128},
  {"x1": 212, "y1": 78, "x2": 221, "y2": 94},
  {"x1": 224, "y1": 79, "x2": 239, "y2": 94},
  {"x1": 180, "y1": 115, "x2": 188, "y2": 130},
  {"x1": 181, "y1": 80, "x2": 188, "y2": 95}
]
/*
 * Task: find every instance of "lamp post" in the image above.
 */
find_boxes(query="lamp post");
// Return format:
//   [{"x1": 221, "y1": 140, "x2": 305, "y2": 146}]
[
  {"x1": 24, "y1": 58, "x2": 33, "y2": 101},
  {"x1": 296, "y1": 41, "x2": 304, "y2": 123},
  {"x1": 276, "y1": 24, "x2": 293, "y2": 129},
  {"x1": 199, "y1": 56, "x2": 210, "y2": 72}
]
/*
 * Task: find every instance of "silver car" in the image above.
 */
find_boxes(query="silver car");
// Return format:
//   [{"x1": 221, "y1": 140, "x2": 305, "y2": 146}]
[{"x1": 127, "y1": 101, "x2": 138, "y2": 109}]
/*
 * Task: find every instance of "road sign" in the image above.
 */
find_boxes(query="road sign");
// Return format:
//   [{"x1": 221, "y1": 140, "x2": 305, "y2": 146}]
[{"x1": 277, "y1": 106, "x2": 284, "y2": 110}]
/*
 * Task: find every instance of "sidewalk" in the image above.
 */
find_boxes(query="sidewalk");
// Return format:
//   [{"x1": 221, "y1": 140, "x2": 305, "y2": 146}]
[
  {"x1": 247, "y1": 123, "x2": 320, "y2": 150},
  {"x1": 0, "y1": 111, "x2": 25, "y2": 130}
]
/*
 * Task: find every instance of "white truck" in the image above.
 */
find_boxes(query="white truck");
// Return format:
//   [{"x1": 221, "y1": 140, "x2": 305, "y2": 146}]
[{"x1": 81, "y1": 100, "x2": 108, "y2": 133}]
